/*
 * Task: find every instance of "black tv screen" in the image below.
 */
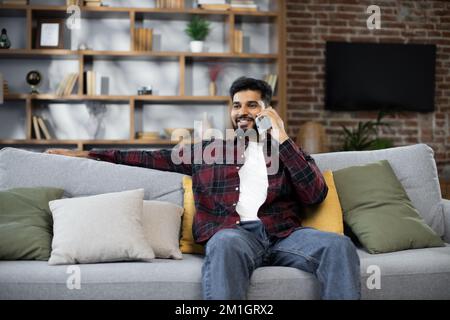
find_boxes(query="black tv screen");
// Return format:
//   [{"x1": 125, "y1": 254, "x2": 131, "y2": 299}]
[{"x1": 325, "y1": 42, "x2": 436, "y2": 112}]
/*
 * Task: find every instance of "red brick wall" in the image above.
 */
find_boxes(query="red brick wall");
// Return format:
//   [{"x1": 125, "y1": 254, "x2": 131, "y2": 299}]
[{"x1": 285, "y1": 0, "x2": 450, "y2": 174}]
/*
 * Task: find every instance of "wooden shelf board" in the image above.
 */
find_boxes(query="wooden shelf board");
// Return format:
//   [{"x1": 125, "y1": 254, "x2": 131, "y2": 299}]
[
  {"x1": 4, "y1": 94, "x2": 239, "y2": 103},
  {"x1": 0, "y1": 6, "x2": 27, "y2": 17},
  {"x1": 0, "y1": 49, "x2": 278, "y2": 59},
  {"x1": 135, "y1": 95, "x2": 230, "y2": 102},
  {"x1": 0, "y1": 5, "x2": 278, "y2": 18},
  {"x1": 0, "y1": 49, "x2": 79, "y2": 59}
]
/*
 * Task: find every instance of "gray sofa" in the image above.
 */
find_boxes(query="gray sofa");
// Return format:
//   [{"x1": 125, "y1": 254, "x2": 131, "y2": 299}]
[{"x1": 0, "y1": 144, "x2": 449, "y2": 300}]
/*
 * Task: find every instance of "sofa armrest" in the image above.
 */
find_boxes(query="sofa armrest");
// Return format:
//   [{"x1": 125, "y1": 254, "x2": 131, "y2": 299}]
[{"x1": 443, "y1": 199, "x2": 450, "y2": 243}]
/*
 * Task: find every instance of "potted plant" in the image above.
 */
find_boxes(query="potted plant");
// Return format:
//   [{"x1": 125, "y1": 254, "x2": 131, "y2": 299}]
[
  {"x1": 185, "y1": 16, "x2": 211, "y2": 53},
  {"x1": 341, "y1": 110, "x2": 394, "y2": 151}
]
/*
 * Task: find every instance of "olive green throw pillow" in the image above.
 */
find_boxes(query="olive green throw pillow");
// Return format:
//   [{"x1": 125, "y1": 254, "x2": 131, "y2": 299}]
[
  {"x1": 0, "y1": 187, "x2": 64, "y2": 260},
  {"x1": 333, "y1": 160, "x2": 444, "y2": 254}
]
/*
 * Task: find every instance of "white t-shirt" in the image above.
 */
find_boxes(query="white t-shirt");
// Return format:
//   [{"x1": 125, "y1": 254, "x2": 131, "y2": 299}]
[{"x1": 235, "y1": 141, "x2": 269, "y2": 221}]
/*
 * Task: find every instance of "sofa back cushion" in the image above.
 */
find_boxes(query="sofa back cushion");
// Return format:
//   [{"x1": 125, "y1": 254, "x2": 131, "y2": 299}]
[
  {"x1": 312, "y1": 144, "x2": 444, "y2": 237},
  {"x1": 333, "y1": 160, "x2": 444, "y2": 253},
  {"x1": 0, "y1": 148, "x2": 184, "y2": 206}
]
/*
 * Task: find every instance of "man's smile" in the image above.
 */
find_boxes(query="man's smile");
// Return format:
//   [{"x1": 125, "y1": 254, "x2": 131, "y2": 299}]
[{"x1": 237, "y1": 116, "x2": 255, "y2": 129}]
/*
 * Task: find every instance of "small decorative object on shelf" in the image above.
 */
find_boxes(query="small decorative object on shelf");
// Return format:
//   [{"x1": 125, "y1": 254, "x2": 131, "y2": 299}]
[
  {"x1": 66, "y1": 0, "x2": 80, "y2": 5},
  {"x1": 137, "y1": 86, "x2": 152, "y2": 95},
  {"x1": 0, "y1": 29, "x2": 11, "y2": 49},
  {"x1": 185, "y1": 16, "x2": 210, "y2": 53},
  {"x1": 208, "y1": 64, "x2": 222, "y2": 96},
  {"x1": 26, "y1": 70, "x2": 42, "y2": 94},
  {"x1": 78, "y1": 43, "x2": 90, "y2": 50}
]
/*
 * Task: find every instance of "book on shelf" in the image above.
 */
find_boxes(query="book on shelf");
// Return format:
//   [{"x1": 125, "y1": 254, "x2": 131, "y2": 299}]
[
  {"x1": 264, "y1": 74, "x2": 278, "y2": 93},
  {"x1": 56, "y1": 73, "x2": 78, "y2": 96},
  {"x1": 84, "y1": 0, "x2": 102, "y2": 7},
  {"x1": 156, "y1": 0, "x2": 184, "y2": 9},
  {"x1": 230, "y1": 0, "x2": 258, "y2": 11},
  {"x1": 32, "y1": 116, "x2": 42, "y2": 140},
  {"x1": 37, "y1": 117, "x2": 52, "y2": 140},
  {"x1": 134, "y1": 28, "x2": 153, "y2": 52},
  {"x1": 66, "y1": 0, "x2": 80, "y2": 5},
  {"x1": 84, "y1": 70, "x2": 103, "y2": 95},
  {"x1": 199, "y1": 4, "x2": 231, "y2": 11},
  {"x1": 234, "y1": 30, "x2": 243, "y2": 54},
  {"x1": 32, "y1": 115, "x2": 53, "y2": 140}
]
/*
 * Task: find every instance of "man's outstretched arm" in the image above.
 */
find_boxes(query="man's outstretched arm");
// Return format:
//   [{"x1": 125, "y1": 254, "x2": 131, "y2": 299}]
[{"x1": 46, "y1": 145, "x2": 193, "y2": 175}]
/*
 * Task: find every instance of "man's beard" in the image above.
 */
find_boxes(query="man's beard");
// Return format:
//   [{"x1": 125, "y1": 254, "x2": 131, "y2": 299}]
[{"x1": 233, "y1": 115, "x2": 263, "y2": 142}]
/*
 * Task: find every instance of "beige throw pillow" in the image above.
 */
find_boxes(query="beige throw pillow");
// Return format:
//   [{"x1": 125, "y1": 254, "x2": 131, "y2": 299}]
[
  {"x1": 48, "y1": 189, "x2": 154, "y2": 265},
  {"x1": 142, "y1": 200, "x2": 184, "y2": 259}
]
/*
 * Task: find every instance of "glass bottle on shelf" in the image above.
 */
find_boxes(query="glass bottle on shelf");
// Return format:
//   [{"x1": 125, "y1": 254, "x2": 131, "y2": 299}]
[{"x1": 0, "y1": 29, "x2": 11, "y2": 49}]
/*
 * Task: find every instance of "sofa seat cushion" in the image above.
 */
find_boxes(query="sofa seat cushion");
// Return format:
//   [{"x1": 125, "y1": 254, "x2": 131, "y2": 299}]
[
  {"x1": 250, "y1": 245, "x2": 450, "y2": 300},
  {"x1": 357, "y1": 244, "x2": 450, "y2": 299},
  {"x1": 1, "y1": 246, "x2": 449, "y2": 300},
  {"x1": 0, "y1": 254, "x2": 205, "y2": 300}
]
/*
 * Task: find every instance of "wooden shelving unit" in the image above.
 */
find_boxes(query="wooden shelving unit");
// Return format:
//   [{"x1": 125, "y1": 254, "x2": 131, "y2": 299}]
[{"x1": 0, "y1": 1, "x2": 287, "y2": 151}]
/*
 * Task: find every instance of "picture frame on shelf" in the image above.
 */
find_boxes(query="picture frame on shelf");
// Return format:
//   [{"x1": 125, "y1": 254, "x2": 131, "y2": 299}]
[{"x1": 35, "y1": 19, "x2": 64, "y2": 49}]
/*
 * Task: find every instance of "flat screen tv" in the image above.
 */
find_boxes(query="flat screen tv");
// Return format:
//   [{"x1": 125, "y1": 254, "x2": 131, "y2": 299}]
[{"x1": 325, "y1": 42, "x2": 436, "y2": 112}]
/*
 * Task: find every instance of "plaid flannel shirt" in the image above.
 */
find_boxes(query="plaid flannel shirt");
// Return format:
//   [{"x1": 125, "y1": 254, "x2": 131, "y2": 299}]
[{"x1": 88, "y1": 137, "x2": 328, "y2": 244}]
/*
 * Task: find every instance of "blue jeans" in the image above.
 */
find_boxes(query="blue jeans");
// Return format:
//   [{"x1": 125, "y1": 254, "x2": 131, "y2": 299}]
[{"x1": 201, "y1": 220, "x2": 361, "y2": 300}]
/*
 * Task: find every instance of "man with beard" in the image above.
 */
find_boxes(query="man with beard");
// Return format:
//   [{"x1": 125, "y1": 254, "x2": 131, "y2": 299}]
[{"x1": 46, "y1": 76, "x2": 361, "y2": 300}]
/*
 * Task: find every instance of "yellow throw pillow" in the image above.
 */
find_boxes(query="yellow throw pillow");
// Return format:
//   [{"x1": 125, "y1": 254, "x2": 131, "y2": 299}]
[
  {"x1": 180, "y1": 176, "x2": 205, "y2": 254},
  {"x1": 302, "y1": 170, "x2": 344, "y2": 234},
  {"x1": 180, "y1": 171, "x2": 343, "y2": 254}
]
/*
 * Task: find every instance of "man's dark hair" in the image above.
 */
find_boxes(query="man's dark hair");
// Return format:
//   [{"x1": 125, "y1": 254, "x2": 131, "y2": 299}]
[{"x1": 229, "y1": 76, "x2": 272, "y2": 107}]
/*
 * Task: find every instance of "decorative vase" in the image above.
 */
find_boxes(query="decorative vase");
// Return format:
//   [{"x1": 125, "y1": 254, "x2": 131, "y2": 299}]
[
  {"x1": 208, "y1": 81, "x2": 216, "y2": 96},
  {"x1": 296, "y1": 121, "x2": 329, "y2": 154},
  {"x1": 190, "y1": 41, "x2": 204, "y2": 53},
  {"x1": 0, "y1": 29, "x2": 11, "y2": 49}
]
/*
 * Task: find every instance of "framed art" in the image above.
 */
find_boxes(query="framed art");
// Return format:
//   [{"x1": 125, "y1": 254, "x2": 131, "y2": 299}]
[{"x1": 36, "y1": 19, "x2": 64, "y2": 49}]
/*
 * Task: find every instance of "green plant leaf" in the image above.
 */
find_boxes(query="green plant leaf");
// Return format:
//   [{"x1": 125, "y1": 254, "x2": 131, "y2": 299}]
[{"x1": 185, "y1": 16, "x2": 211, "y2": 41}]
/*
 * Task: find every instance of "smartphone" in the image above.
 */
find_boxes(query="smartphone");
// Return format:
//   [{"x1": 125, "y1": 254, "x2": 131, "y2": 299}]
[{"x1": 255, "y1": 116, "x2": 272, "y2": 135}]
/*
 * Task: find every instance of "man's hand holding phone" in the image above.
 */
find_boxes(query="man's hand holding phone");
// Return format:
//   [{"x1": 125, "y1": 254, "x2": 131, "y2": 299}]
[{"x1": 256, "y1": 104, "x2": 289, "y2": 144}]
